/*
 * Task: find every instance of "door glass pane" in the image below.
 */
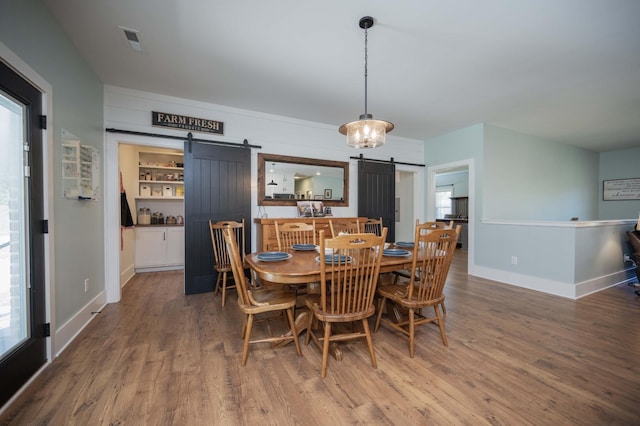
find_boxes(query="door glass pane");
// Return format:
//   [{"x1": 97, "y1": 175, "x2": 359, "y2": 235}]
[{"x1": 0, "y1": 90, "x2": 30, "y2": 361}]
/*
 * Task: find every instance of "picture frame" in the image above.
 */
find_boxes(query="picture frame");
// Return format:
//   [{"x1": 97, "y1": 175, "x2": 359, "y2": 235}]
[
  {"x1": 603, "y1": 178, "x2": 640, "y2": 201},
  {"x1": 324, "y1": 188, "x2": 332, "y2": 199},
  {"x1": 297, "y1": 200, "x2": 325, "y2": 217},
  {"x1": 297, "y1": 201, "x2": 313, "y2": 217}
]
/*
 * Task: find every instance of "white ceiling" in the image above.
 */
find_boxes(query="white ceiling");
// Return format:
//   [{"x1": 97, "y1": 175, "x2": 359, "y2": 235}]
[{"x1": 43, "y1": 0, "x2": 640, "y2": 152}]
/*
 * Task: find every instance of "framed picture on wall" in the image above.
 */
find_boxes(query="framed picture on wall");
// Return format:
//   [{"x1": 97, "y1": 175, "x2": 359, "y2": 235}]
[
  {"x1": 324, "y1": 188, "x2": 332, "y2": 199},
  {"x1": 603, "y1": 178, "x2": 640, "y2": 200}
]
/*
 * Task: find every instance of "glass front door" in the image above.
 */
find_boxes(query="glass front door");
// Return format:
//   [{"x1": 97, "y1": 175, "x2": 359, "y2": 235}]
[{"x1": 0, "y1": 60, "x2": 46, "y2": 407}]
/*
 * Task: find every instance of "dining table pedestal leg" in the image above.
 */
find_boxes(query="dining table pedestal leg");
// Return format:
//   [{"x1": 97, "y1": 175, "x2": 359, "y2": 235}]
[{"x1": 273, "y1": 310, "x2": 308, "y2": 348}]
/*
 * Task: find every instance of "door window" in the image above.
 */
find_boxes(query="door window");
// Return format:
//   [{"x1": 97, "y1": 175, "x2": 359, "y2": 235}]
[
  {"x1": 0, "y1": 90, "x2": 30, "y2": 362},
  {"x1": 435, "y1": 185, "x2": 453, "y2": 219}
]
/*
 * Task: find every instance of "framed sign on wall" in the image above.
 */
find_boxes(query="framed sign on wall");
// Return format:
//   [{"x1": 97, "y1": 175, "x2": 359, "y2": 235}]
[{"x1": 603, "y1": 178, "x2": 640, "y2": 201}]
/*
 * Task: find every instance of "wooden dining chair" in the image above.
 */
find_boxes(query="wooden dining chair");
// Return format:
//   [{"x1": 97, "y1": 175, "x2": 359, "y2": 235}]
[
  {"x1": 361, "y1": 217, "x2": 383, "y2": 236},
  {"x1": 305, "y1": 228, "x2": 388, "y2": 378},
  {"x1": 223, "y1": 228, "x2": 302, "y2": 365},
  {"x1": 393, "y1": 220, "x2": 457, "y2": 286},
  {"x1": 329, "y1": 219, "x2": 360, "y2": 237},
  {"x1": 275, "y1": 221, "x2": 316, "y2": 251},
  {"x1": 209, "y1": 219, "x2": 246, "y2": 307},
  {"x1": 375, "y1": 227, "x2": 459, "y2": 357}
]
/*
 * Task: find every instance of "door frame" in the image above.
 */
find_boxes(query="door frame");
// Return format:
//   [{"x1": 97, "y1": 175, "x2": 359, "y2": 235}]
[
  {"x1": 105, "y1": 134, "x2": 183, "y2": 303},
  {"x1": 426, "y1": 158, "x2": 475, "y2": 273},
  {"x1": 0, "y1": 43, "x2": 55, "y2": 404},
  {"x1": 394, "y1": 163, "x2": 424, "y2": 238}
]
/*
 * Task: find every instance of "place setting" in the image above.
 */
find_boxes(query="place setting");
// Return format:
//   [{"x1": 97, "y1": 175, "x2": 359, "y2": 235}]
[
  {"x1": 383, "y1": 248, "x2": 411, "y2": 257},
  {"x1": 291, "y1": 243, "x2": 317, "y2": 251},
  {"x1": 394, "y1": 241, "x2": 414, "y2": 248},
  {"x1": 315, "y1": 254, "x2": 352, "y2": 264},
  {"x1": 256, "y1": 251, "x2": 292, "y2": 262}
]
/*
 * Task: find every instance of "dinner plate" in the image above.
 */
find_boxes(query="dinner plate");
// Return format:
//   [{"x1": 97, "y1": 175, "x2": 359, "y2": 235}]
[
  {"x1": 383, "y1": 249, "x2": 411, "y2": 257},
  {"x1": 292, "y1": 244, "x2": 316, "y2": 251},
  {"x1": 257, "y1": 252, "x2": 292, "y2": 262},
  {"x1": 394, "y1": 241, "x2": 414, "y2": 248},
  {"x1": 315, "y1": 255, "x2": 352, "y2": 264}
]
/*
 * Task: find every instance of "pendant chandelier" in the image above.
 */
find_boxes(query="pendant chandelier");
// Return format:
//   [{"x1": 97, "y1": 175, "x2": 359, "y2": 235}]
[
  {"x1": 267, "y1": 163, "x2": 278, "y2": 186},
  {"x1": 339, "y1": 16, "x2": 394, "y2": 149}
]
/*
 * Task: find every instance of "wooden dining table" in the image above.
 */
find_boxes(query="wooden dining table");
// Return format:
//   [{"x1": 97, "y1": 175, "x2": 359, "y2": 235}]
[
  {"x1": 245, "y1": 245, "x2": 420, "y2": 360},
  {"x1": 246, "y1": 247, "x2": 418, "y2": 284}
]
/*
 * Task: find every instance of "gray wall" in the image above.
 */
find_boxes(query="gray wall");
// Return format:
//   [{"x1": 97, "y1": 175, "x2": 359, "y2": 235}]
[
  {"x1": 0, "y1": 0, "x2": 105, "y2": 326},
  {"x1": 483, "y1": 125, "x2": 599, "y2": 221}
]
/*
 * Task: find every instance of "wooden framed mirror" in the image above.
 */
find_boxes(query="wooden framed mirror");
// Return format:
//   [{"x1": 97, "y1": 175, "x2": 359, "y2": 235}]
[{"x1": 258, "y1": 153, "x2": 349, "y2": 206}]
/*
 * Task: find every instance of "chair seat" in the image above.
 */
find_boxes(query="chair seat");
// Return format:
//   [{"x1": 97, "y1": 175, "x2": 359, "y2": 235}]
[
  {"x1": 243, "y1": 288, "x2": 297, "y2": 314},
  {"x1": 305, "y1": 294, "x2": 375, "y2": 322},
  {"x1": 377, "y1": 284, "x2": 444, "y2": 309}
]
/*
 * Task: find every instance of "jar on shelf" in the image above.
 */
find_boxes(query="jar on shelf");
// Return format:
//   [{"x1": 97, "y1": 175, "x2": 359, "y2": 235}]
[
  {"x1": 151, "y1": 212, "x2": 164, "y2": 225},
  {"x1": 137, "y1": 208, "x2": 151, "y2": 225}
]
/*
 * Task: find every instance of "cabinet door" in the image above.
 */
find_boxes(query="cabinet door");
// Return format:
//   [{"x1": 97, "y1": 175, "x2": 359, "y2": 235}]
[
  {"x1": 166, "y1": 227, "x2": 185, "y2": 266},
  {"x1": 135, "y1": 227, "x2": 167, "y2": 267}
]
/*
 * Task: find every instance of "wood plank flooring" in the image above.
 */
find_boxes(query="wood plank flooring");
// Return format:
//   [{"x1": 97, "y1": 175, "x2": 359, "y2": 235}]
[{"x1": 2, "y1": 252, "x2": 639, "y2": 425}]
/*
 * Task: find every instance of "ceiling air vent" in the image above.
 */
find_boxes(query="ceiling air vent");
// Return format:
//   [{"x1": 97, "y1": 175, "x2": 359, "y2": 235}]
[{"x1": 119, "y1": 26, "x2": 142, "y2": 52}]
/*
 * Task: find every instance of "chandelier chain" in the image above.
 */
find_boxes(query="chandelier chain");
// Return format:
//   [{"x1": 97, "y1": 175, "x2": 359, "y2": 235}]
[{"x1": 364, "y1": 23, "x2": 369, "y2": 116}]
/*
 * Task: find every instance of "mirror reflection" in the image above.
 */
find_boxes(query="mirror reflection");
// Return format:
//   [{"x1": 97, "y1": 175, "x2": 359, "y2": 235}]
[{"x1": 258, "y1": 153, "x2": 349, "y2": 206}]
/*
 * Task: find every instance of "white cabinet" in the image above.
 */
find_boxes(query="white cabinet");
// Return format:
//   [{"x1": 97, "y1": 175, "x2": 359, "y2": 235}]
[
  {"x1": 135, "y1": 226, "x2": 184, "y2": 271},
  {"x1": 165, "y1": 227, "x2": 185, "y2": 266}
]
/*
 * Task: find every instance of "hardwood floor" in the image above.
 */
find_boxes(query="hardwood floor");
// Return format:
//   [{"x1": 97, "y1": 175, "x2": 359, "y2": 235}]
[{"x1": 2, "y1": 251, "x2": 639, "y2": 425}]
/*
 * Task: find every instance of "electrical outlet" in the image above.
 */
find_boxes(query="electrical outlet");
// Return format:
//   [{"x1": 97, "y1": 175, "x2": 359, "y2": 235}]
[
  {"x1": 84, "y1": 278, "x2": 89, "y2": 292},
  {"x1": 511, "y1": 256, "x2": 518, "y2": 265}
]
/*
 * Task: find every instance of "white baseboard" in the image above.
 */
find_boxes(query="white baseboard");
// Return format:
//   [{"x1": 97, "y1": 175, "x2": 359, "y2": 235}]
[
  {"x1": 120, "y1": 263, "x2": 135, "y2": 287},
  {"x1": 470, "y1": 264, "x2": 576, "y2": 299},
  {"x1": 469, "y1": 264, "x2": 636, "y2": 300},
  {"x1": 135, "y1": 265, "x2": 184, "y2": 273},
  {"x1": 54, "y1": 291, "x2": 107, "y2": 356},
  {"x1": 574, "y1": 268, "x2": 637, "y2": 298}
]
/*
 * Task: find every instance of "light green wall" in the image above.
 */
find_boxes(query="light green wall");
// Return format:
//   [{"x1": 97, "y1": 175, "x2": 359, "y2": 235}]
[
  {"x1": 1, "y1": 0, "x2": 105, "y2": 325},
  {"x1": 483, "y1": 125, "x2": 599, "y2": 221},
  {"x1": 598, "y1": 147, "x2": 640, "y2": 220}
]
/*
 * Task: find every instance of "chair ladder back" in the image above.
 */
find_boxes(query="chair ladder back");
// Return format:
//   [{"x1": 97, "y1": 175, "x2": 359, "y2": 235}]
[
  {"x1": 210, "y1": 219, "x2": 245, "y2": 268},
  {"x1": 361, "y1": 217, "x2": 383, "y2": 236},
  {"x1": 329, "y1": 220, "x2": 361, "y2": 238},
  {"x1": 415, "y1": 220, "x2": 453, "y2": 236},
  {"x1": 319, "y1": 229, "x2": 387, "y2": 315},
  {"x1": 407, "y1": 228, "x2": 458, "y2": 302},
  {"x1": 275, "y1": 221, "x2": 316, "y2": 251},
  {"x1": 222, "y1": 227, "x2": 251, "y2": 306}
]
